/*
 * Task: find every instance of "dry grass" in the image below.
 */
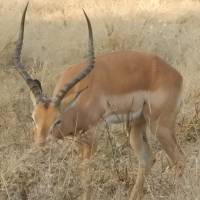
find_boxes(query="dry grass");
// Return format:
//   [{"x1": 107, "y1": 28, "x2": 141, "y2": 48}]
[{"x1": 0, "y1": 0, "x2": 200, "y2": 199}]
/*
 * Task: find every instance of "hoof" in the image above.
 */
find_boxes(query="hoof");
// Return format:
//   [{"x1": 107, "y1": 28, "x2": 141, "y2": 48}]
[
  {"x1": 129, "y1": 187, "x2": 143, "y2": 200},
  {"x1": 175, "y1": 160, "x2": 185, "y2": 177}
]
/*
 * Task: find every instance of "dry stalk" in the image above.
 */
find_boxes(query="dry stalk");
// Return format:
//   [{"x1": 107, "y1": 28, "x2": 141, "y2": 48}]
[
  {"x1": 0, "y1": 173, "x2": 11, "y2": 200},
  {"x1": 104, "y1": 121, "x2": 123, "y2": 182}
]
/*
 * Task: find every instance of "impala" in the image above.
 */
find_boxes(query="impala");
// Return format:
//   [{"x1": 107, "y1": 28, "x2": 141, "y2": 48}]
[{"x1": 13, "y1": 3, "x2": 185, "y2": 200}]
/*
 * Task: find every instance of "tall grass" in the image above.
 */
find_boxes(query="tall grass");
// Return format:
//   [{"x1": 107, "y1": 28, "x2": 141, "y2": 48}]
[{"x1": 0, "y1": 0, "x2": 200, "y2": 199}]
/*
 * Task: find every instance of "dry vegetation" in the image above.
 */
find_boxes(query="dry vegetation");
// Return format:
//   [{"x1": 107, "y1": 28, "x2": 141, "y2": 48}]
[{"x1": 0, "y1": 0, "x2": 200, "y2": 199}]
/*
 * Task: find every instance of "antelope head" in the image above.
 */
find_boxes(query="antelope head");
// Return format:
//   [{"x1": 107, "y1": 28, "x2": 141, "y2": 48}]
[{"x1": 13, "y1": 3, "x2": 95, "y2": 145}]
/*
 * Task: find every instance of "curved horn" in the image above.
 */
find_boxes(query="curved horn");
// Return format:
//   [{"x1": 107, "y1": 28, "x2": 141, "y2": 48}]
[
  {"x1": 52, "y1": 9, "x2": 95, "y2": 106},
  {"x1": 13, "y1": 2, "x2": 43, "y2": 103}
]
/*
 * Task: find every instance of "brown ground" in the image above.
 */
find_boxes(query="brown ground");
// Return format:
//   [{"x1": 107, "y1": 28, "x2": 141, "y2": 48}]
[{"x1": 0, "y1": 0, "x2": 200, "y2": 199}]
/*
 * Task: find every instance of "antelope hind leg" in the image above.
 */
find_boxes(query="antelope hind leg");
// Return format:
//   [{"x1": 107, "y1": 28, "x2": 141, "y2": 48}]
[
  {"x1": 129, "y1": 116, "x2": 155, "y2": 200},
  {"x1": 150, "y1": 119, "x2": 185, "y2": 177}
]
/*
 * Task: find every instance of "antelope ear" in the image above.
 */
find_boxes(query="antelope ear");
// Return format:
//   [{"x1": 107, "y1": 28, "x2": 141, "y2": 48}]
[
  {"x1": 30, "y1": 91, "x2": 37, "y2": 106},
  {"x1": 28, "y1": 79, "x2": 43, "y2": 106},
  {"x1": 61, "y1": 87, "x2": 88, "y2": 113}
]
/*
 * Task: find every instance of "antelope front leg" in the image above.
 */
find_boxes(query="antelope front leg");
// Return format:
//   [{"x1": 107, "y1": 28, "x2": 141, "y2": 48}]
[{"x1": 78, "y1": 132, "x2": 96, "y2": 200}]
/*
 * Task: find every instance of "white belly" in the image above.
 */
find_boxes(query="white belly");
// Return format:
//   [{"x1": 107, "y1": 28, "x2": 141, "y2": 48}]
[
  {"x1": 104, "y1": 108, "x2": 143, "y2": 124},
  {"x1": 102, "y1": 91, "x2": 146, "y2": 124}
]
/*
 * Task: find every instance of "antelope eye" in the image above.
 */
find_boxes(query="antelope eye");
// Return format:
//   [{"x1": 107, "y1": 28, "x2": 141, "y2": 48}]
[
  {"x1": 54, "y1": 120, "x2": 61, "y2": 127},
  {"x1": 31, "y1": 117, "x2": 36, "y2": 125}
]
